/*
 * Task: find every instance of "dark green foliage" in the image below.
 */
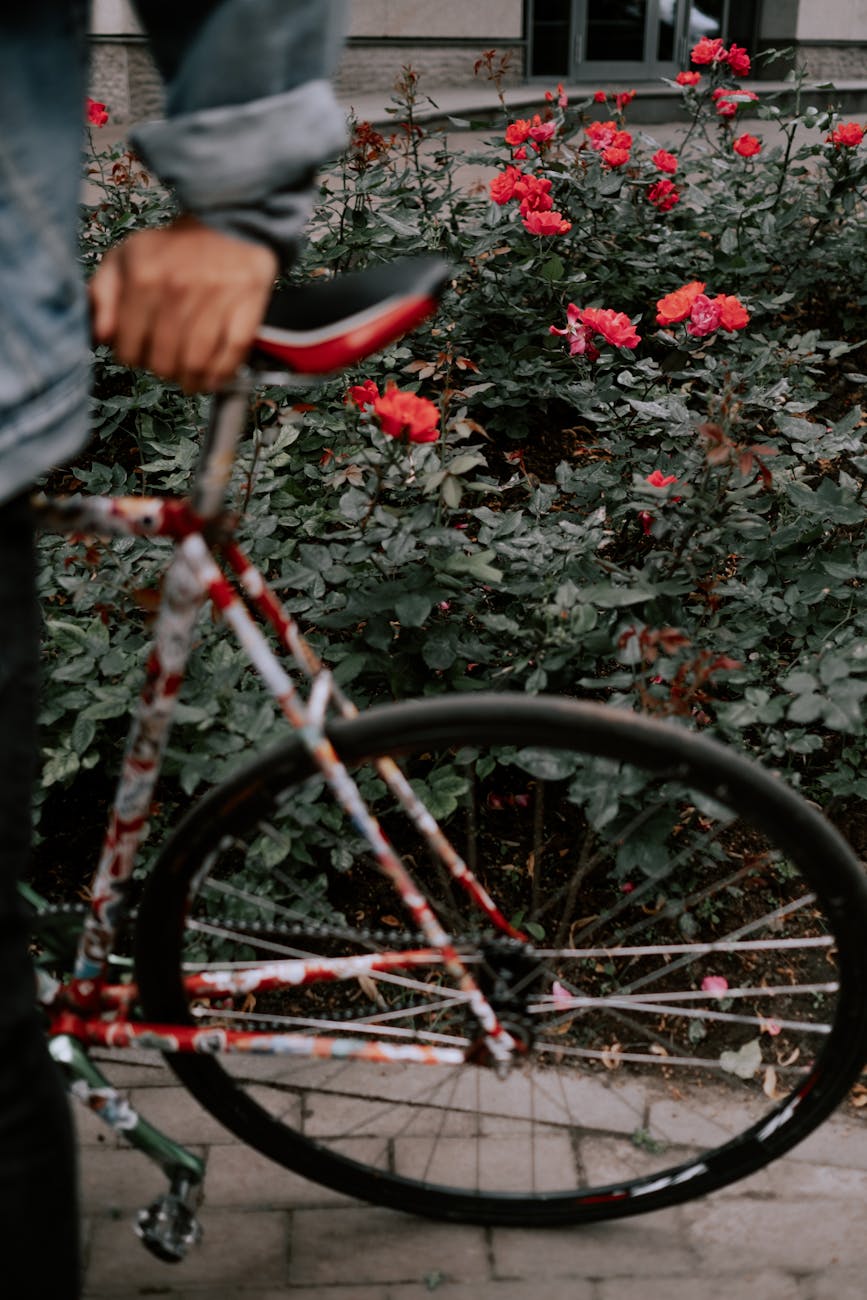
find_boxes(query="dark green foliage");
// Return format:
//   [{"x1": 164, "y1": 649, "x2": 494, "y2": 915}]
[{"x1": 35, "y1": 52, "x2": 867, "y2": 864}]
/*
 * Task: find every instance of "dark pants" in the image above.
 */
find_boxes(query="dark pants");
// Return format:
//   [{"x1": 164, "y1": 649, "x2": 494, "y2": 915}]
[{"x1": 0, "y1": 494, "x2": 80, "y2": 1297}]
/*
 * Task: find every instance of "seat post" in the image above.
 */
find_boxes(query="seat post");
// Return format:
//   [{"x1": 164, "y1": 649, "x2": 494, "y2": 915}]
[{"x1": 190, "y1": 370, "x2": 253, "y2": 521}]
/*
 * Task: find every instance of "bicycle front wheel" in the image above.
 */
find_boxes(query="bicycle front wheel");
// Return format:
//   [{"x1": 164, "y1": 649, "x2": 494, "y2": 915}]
[{"x1": 135, "y1": 695, "x2": 867, "y2": 1225}]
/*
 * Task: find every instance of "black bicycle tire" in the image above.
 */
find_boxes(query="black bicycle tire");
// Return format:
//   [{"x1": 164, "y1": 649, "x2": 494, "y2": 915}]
[{"x1": 135, "y1": 693, "x2": 867, "y2": 1225}]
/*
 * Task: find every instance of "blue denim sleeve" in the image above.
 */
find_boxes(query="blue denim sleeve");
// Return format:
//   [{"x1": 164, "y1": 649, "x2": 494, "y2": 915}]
[{"x1": 128, "y1": 0, "x2": 349, "y2": 263}]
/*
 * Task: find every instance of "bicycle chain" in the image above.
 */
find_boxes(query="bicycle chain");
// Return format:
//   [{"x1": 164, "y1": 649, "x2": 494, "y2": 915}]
[{"x1": 31, "y1": 903, "x2": 527, "y2": 1036}]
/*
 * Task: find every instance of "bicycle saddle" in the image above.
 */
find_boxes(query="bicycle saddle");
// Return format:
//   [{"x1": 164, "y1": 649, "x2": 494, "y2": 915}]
[{"x1": 249, "y1": 255, "x2": 451, "y2": 376}]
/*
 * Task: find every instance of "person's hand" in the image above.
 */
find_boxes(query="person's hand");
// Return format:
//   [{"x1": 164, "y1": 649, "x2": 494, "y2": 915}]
[{"x1": 89, "y1": 214, "x2": 278, "y2": 393}]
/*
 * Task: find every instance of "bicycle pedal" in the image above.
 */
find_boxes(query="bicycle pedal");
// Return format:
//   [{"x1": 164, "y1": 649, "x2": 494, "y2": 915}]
[{"x1": 135, "y1": 1187, "x2": 203, "y2": 1263}]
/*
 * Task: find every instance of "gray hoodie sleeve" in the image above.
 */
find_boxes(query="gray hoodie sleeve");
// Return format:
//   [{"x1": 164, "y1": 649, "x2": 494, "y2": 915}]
[{"x1": 128, "y1": 0, "x2": 349, "y2": 264}]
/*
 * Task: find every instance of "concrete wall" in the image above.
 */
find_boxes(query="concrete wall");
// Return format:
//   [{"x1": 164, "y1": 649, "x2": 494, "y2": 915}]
[
  {"x1": 797, "y1": 0, "x2": 867, "y2": 40},
  {"x1": 88, "y1": 1, "x2": 867, "y2": 124},
  {"x1": 756, "y1": 0, "x2": 867, "y2": 79},
  {"x1": 348, "y1": 0, "x2": 522, "y2": 38},
  {"x1": 90, "y1": 0, "x2": 142, "y2": 35}
]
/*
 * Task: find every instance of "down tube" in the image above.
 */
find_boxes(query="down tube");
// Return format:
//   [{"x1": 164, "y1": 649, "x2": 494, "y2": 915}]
[{"x1": 72, "y1": 548, "x2": 204, "y2": 984}]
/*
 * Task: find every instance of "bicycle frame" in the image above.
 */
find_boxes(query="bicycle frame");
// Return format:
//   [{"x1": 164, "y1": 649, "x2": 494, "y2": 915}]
[{"x1": 34, "y1": 377, "x2": 523, "y2": 1072}]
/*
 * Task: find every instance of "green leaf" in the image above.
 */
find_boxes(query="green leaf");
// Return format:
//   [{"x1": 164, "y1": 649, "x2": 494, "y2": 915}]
[
  {"x1": 719, "y1": 227, "x2": 739, "y2": 254},
  {"x1": 440, "y1": 475, "x2": 463, "y2": 508},
  {"x1": 446, "y1": 453, "x2": 487, "y2": 475},
  {"x1": 540, "y1": 254, "x2": 565, "y2": 282},
  {"x1": 782, "y1": 671, "x2": 818, "y2": 693},
  {"x1": 819, "y1": 656, "x2": 850, "y2": 686},
  {"x1": 787, "y1": 694, "x2": 825, "y2": 723},
  {"x1": 332, "y1": 653, "x2": 369, "y2": 686},
  {"x1": 395, "y1": 593, "x2": 433, "y2": 627},
  {"x1": 422, "y1": 632, "x2": 458, "y2": 671},
  {"x1": 71, "y1": 716, "x2": 96, "y2": 754},
  {"x1": 579, "y1": 584, "x2": 656, "y2": 608},
  {"x1": 513, "y1": 748, "x2": 579, "y2": 781}
]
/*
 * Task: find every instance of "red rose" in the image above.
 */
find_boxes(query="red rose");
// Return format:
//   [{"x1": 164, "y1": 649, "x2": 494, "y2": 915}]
[
  {"x1": 647, "y1": 179, "x2": 680, "y2": 211},
  {"x1": 86, "y1": 98, "x2": 109, "y2": 127},
  {"x1": 646, "y1": 470, "x2": 678, "y2": 488},
  {"x1": 615, "y1": 90, "x2": 636, "y2": 112},
  {"x1": 522, "y1": 209, "x2": 571, "y2": 235},
  {"x1": 593, "y1": 90, "x2": 607, "y2": 103},
  {"x1": 675, "y1": 71, "x2": 701, "y2": 86},
  {"x1": 373, "y1": 385, "x2": 440, "y2": 443},
  {"x1": 550, "y1": 304, "x2": 599, "y2": 359},
  {"x1": 713, "y1": 294, "x2": 750, "y2": 332},
  {"x1": 691, "y1": 36, "x2": 726, "y2": 65},
  {"x1": 346, "y1": 380, "x2": 380, "y2": 410},
  {"x1": 686, "y1": 295, "x2": 723, "y2": 338},
  {"x1": 726, "y1": 44, "x2": 752, "y2": 76},
  {"x1": 528, "y1": 116, "x2": 557, "y2": 144},
  {"x1": 733, "y1": 133, "x2": 762, "y2": 157},
  {"x1": 581, "y1": 307, "x2": 641, "y2": 349},
  {"x1": 652, "y1": 149, "x2": 678, "y2": 174},
  {"x1": 505, "y1": 119, "x2": 532, "y2": 146},
  {"x1": 489, "y1": 166, "x2": 525, "y2": 204},
  {"x1": 656, "y1": 281, "x2": 707, "y2": 326},
  {"x1": 828, "y1": 122, "x2": 865, "y2": 148},
  {"x1": 602, "y1": 145, "x2": 631, "y2": 168},
  {"x1": 514, "y1": 173, "x2": 554, "y2": 213},
  {"x1": 585, "y1": 120, "x2": 617, "y2": 151}
]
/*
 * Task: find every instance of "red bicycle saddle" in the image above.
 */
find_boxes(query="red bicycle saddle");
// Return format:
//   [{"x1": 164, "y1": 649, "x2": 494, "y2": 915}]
[{"x1": 250, "y1": 255, "x2": 451, "y2": 376}]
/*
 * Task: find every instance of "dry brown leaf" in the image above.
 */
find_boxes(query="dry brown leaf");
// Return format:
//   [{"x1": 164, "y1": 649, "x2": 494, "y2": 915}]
[
  {"x1": 357, "y1": 974, "x2": 380, "y2": 1003},
  {"x1": 601, "y1": 1041, "x2": 623, "y2": 1070},
  {"x1": 762, "y1": 1066, "x2": 780, "y2": 1100}
]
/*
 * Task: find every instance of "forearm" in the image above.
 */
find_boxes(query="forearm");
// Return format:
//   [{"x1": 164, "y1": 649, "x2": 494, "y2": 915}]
[{"x1": 129, "y1": 0, "x2": 349, "y2": 261}]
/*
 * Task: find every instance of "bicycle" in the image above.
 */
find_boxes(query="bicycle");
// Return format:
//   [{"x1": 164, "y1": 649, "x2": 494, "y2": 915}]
[{"x1": 25, "y1": 253, "x2": 867, "y2": 1262}]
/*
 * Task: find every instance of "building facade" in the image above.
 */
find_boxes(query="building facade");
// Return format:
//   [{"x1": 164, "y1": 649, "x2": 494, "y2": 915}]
[{"x1": 91, "y1": 1, "x2": 867, "y2": 122}]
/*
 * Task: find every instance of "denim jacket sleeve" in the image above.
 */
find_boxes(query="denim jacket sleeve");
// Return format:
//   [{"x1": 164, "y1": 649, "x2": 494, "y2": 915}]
[{"x1": 128, "y1": 0, "x2": 349, "y2": 263}]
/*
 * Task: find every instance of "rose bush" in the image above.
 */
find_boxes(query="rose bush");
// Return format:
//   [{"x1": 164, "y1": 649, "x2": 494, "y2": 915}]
[{"x1": 31, "y1": 40, "x2": 867, "y2": 874}]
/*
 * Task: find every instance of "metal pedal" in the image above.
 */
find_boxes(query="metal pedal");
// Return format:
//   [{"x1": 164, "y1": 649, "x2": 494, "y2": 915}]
[{"x1": 135, "y1": 1173, "x2": 203, "y2": 1262}]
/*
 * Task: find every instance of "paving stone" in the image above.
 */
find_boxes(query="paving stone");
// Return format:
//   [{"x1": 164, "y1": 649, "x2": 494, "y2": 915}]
[
  {"x1": 303, "y1": 1088, "x2": 477, "y2": 1140},
  {"x1": 801, "y1": 1270, "x2": 867, "y2": 1300},
  {"x1": 580, "y1": 1133, "x2": 701, "y2": 1183},
  {"x1": 204, "y1": 1139, "x2": 381, "y2": 1207},
  {"x1": 88, "y1": 1048, "x2": 178, "y2": 1088},
  {"x1": 647, "y1": 1091, "x2": 765, "y2": 1149},
  {"x1": 787, "y1": 1115, "x2": 867, "y2": 1170},
  {"x1": 288, "y1": 1206, "x2": 489, "y2": 1286},
  {"x1": 762, "y1": 1158, "x2": 867, "y2": 1199},
  {"x1": 393, "y1": 1131, "x2": 577, "y2": 1192},
  {"x1": 87, "y1": 1291, "x2": 300, "y2": 1300},
  {"x1": 683, "y1": 1198, "x2": 864, "y2": 1273},
  {"x1": 127, "y1": 1083, "x2": 238, "y2": 1144},
  {"x1": 385, "y1": 1285, "x2": 595, "y2": 1300},
  {"x1": 596, "y1": 1271, "x2": 798, "y2": 1300},
  {"x1": 491, "y1": 1208, "x2": 692, "y2": 1278},
  {"x1": 300, "y1": 1061, "x2": 649, "y2": 1139},
  {"x1": 84, "y1": 1207, "x2": 289, "y2": 1293},
  {"x1": 80, "y1": 1144, "x2": 177, "y2": 1212}
]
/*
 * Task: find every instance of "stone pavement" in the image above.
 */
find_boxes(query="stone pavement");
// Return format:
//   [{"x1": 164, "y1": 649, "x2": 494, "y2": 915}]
[{"x1": 78, "y1": 1049, "x2": 867, "y2": 1300}]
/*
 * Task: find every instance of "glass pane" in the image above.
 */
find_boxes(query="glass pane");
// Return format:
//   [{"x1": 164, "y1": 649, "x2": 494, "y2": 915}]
[
  {"x1": 657, "y1": 0, "x2": 680, "y2": 60},
  {"x1": 531, "y1": 0, "x2": 571, "y2": 78},
  {"x1": 727, "y1": 0, "x2": 758, "y2": 50},
  {"x1": 687, "y1": 0, "x2": 724, "y2": 43},
  {"x1": 586, "y1": 0, "x2": 647, "y2": 62}
]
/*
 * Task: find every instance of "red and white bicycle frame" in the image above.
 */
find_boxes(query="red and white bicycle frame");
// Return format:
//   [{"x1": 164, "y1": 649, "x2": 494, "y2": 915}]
[{"x1": 36, "y1": 375, "x2": 524, "y2": 1070}]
